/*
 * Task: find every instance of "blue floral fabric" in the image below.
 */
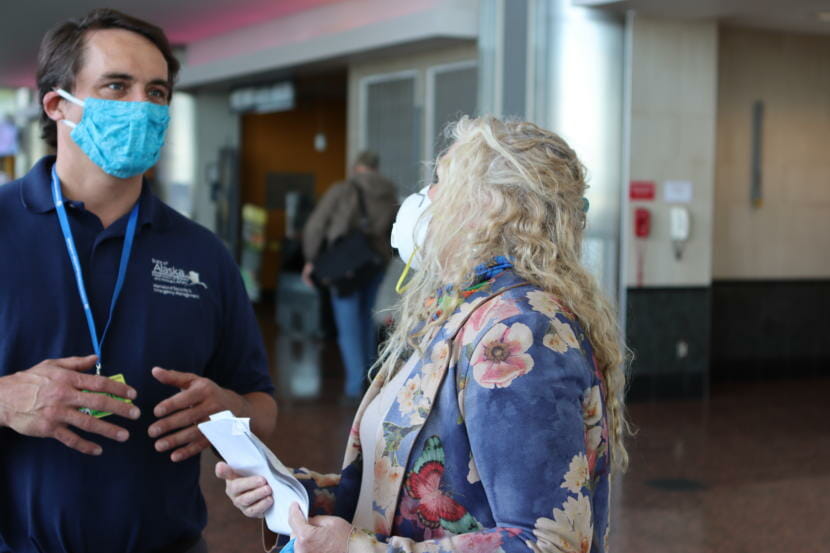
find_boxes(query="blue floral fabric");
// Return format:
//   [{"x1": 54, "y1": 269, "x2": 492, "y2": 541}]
[{"x1": 292, "y1": 269, "x2": 611, "y2": 553}]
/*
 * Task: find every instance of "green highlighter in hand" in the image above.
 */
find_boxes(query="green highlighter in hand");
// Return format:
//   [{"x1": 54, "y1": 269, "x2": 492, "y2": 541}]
[{"x1": 79, "y1": 373, "x2": 133, "y2": 419}]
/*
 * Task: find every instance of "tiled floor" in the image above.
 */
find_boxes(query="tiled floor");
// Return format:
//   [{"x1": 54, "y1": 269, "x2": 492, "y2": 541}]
[
  {"x1": 199, "y1": 305, "x2": 830, "y2": 552},
  {"x1": 610, "y1": 377, "x2": 830, "y2": 553}
]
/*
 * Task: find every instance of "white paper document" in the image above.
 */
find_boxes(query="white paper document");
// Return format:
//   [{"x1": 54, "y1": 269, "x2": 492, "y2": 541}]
[{"x1": 198, "y1": 411, "x2": 308, "y2": 535}]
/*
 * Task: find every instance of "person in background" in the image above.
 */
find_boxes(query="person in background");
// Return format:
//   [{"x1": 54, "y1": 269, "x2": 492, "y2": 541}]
[
  {"x1": 0, "y1": 9, "x2": 276, "y2": 553},
  {"x1": 219, "y1": 116, "x2": 629, "y2": 553},
  {"x1": 301, "y1": 152, "x2": 398, "y2": 402}
]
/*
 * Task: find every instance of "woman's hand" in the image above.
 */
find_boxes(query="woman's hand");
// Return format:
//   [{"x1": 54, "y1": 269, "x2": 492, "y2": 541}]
[
  {"x1": 215, "y1": 461, "x2": 274, "y2": 518},
  {"x1": 288, "y1": 503, "x2": 352, "y2": 553}
]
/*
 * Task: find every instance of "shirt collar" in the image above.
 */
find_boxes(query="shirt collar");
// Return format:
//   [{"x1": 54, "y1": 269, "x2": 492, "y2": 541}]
[
  {"x1": 19, "y1": 155, "x2": 55, "y2": 214},
  {"x1": 472, "y1": 255, "x2": 513, "y2": 283},
  {"x1": 431, "y1": 256, "x2": 515, "y2": 313},
  {"x1": 20, "y1": 155, "x2": 169, "y2": 230}
]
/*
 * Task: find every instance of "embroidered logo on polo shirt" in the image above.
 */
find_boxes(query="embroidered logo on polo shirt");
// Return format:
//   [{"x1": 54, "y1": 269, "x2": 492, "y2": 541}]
[{"x1": 151, "y1": 259, "x2": 206, "y2": 299}]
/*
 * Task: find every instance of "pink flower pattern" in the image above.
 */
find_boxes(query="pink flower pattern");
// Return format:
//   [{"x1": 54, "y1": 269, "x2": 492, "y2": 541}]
[
  {"x1": 455, "y1": 531, "x2": 504, "y2": 553},
  {"x1": 396, "y1": 493, "x2": 447, "y2": 541},
  {"x1": 299, "y1": 270, "x2": 611, "y2": 552},
  {"x1": 471, "y1": 322, "x2": 535, "y2": 389},
  {"x1": 459, "y1": 296, "x2": 522, "y2": 345}
]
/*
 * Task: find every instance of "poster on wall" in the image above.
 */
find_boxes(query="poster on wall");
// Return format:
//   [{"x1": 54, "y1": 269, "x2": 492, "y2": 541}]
[
  {"x1": 239, "y1": 204, "x2": 268, "y2": 302},
  {"x1": 664, "y1": 180, "x2": 693, "y2": 203}
]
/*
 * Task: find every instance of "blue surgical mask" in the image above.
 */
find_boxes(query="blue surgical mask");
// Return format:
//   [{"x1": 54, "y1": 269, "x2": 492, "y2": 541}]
[{"x1": 56, "y1": 88, "x2": 170, "y2": 179}]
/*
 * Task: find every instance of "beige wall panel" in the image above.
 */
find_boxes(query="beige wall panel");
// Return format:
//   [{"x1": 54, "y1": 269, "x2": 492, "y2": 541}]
[
  {"x1": 627, "y1": 17, "x2": 718, "y2": 287},
  {"x1": 714, "y1": 27, "x2": 830, "y2": 279}
]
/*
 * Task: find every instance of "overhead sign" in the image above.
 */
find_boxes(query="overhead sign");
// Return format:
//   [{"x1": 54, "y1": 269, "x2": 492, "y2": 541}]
[{"x1": 230, "y1": 82, "x2": 295, "y2": 114}]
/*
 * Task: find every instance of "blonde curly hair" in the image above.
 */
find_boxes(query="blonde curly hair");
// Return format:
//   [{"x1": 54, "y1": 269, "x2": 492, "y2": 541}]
[{"x1": 375, "y1": 115, "x2": 629, "y2": 472}]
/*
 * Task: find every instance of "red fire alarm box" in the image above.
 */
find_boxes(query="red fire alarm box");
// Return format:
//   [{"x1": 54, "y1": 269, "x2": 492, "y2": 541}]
[
  {"x1": 629, "y1": 180, "x2": 656, "y2": 201},
  {"x1": 635, "y1": 207, "x2": 651, "y2": 238}
]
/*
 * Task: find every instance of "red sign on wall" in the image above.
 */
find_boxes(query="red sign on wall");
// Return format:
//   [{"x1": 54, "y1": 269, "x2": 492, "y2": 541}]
[{"x1": 629, "y1": 180, "x2": 656, "y2": 201}]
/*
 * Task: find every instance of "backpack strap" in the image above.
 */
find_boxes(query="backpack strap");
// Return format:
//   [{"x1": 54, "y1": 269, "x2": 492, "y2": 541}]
[{"x1": 350, "y1": 180, "x2": 370, "y2": 230}]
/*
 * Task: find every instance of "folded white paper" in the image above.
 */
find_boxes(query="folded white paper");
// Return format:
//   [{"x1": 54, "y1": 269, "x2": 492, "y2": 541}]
[{"x1": 198, "y1": 411, "x2": 308, "y2": 535}]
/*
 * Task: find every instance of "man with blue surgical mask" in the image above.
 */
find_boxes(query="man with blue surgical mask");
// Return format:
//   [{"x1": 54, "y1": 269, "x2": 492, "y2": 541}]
[{"x1": 0, "y1": 9, "x2": 276, "y2": 553}]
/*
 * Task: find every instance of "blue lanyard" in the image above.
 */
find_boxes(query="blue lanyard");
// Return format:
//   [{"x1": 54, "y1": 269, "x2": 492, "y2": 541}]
[{"x1": 50, "y1": 166, "x2": 140, "y2": 375}]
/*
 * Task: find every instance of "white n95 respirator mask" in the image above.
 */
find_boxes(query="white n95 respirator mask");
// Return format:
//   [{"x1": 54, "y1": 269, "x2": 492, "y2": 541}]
[{"x1": 390, "y1": 186, "x2": 432, "y2": 290}]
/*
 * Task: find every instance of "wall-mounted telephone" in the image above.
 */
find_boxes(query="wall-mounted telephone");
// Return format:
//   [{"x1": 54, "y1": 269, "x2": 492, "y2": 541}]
[
  {"x1": 635, "y1": 207, "x2": 651, "y2": 238},
  {"x1": 670, "y1": 206, "x2": 690, "y2": 241},
  {"x1": 669, "y1": 206, "x2": 691, "y2": 259}
]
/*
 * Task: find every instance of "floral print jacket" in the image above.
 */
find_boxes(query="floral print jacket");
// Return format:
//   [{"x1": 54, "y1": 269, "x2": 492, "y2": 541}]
[{"x1": 291, "y1": 268, "x2": 611, "y2": 553}]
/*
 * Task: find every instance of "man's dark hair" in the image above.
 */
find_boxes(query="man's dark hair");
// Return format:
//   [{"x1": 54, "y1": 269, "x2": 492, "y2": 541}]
[
  {"x1": 36, "y1": 8, "x2": 180, "y2": 148},
  {"x1": 354, "y1": 150, "x2": 380, "y2": 171}
]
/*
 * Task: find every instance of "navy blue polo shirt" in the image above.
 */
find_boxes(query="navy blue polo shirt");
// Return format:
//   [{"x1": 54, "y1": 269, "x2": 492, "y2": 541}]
[{"x1": 0, "y1": 156, "x2": 275, "y2": 553}]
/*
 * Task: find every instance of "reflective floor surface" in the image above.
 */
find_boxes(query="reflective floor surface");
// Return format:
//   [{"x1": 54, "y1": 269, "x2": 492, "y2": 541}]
[{"x1": 199, "y1": 305, "x2": 830, "y2": 552}]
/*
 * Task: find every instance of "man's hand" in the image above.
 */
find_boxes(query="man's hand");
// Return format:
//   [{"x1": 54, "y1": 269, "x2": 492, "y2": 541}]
[
  {"x1": 301, "y1": 262, "x2": 315, "y2": 288},
  {"x1": 0, "y1": 355, "x2": 140, "y2": 456},
  {"x1": 148, "y1": 367, "x2": 246, "y2": 463},
  {"x1": 288, "y1": 503, "x2": 352, "y2": 553}
]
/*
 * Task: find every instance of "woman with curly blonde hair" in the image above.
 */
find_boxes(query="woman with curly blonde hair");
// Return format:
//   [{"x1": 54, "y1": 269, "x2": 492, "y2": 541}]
[{"x1": 218, "y1": 116, "x2": 628, "y2": 553}]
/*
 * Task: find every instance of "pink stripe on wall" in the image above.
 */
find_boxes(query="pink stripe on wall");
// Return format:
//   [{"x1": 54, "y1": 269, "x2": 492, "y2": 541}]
[
  {"x1": 165, "y1": 0, "x2": 346, "y2": 44},
  {"x1": 183, "y1": 0, "x2": 446, "y2": 66}
]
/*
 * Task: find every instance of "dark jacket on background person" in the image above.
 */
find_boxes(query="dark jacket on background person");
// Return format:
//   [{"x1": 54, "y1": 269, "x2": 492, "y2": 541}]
[{"x1": 302, "y1": 171, "x2": 398, "y2": 264}]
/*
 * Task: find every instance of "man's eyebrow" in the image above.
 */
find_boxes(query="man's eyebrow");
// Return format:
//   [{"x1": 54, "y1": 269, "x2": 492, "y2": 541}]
[
  {"x1": 100, "y1": 72, "x2": 135, "y2": 81},
  {"x1": 99, "y1": 73, "x2": 170, "y2": 90}
]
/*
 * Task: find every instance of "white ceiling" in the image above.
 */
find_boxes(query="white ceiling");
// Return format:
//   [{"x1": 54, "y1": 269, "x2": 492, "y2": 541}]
[
  {"x1": 578, "y1": 0, "x2": 830, "y2": 34},
  {"x1": 3, "y1": 0, "x2": 830, "y2": 88},
  {"x1": 0, "y1": 0, "x2": 342, "y2": 88}
]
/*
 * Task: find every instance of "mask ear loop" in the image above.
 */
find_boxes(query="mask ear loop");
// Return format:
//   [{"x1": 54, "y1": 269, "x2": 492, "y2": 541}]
[
  {"x1": 54, "y1": 88, "x2": 85, "y2": 107},
  {"x1": 395, "y1": 249, "x2": 418, "y2": 294},
  {"x1": 394, "y1": 196, "x2": 431, "y2": 294},
  {"x1": 54, "y1": 88, "x2": 84, "y2": 129}
]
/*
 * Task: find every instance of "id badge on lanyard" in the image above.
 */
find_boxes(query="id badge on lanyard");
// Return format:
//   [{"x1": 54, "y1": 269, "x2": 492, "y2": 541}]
[{"x1": 50, "y1": 166, "x2": 138, "y2": 417}]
